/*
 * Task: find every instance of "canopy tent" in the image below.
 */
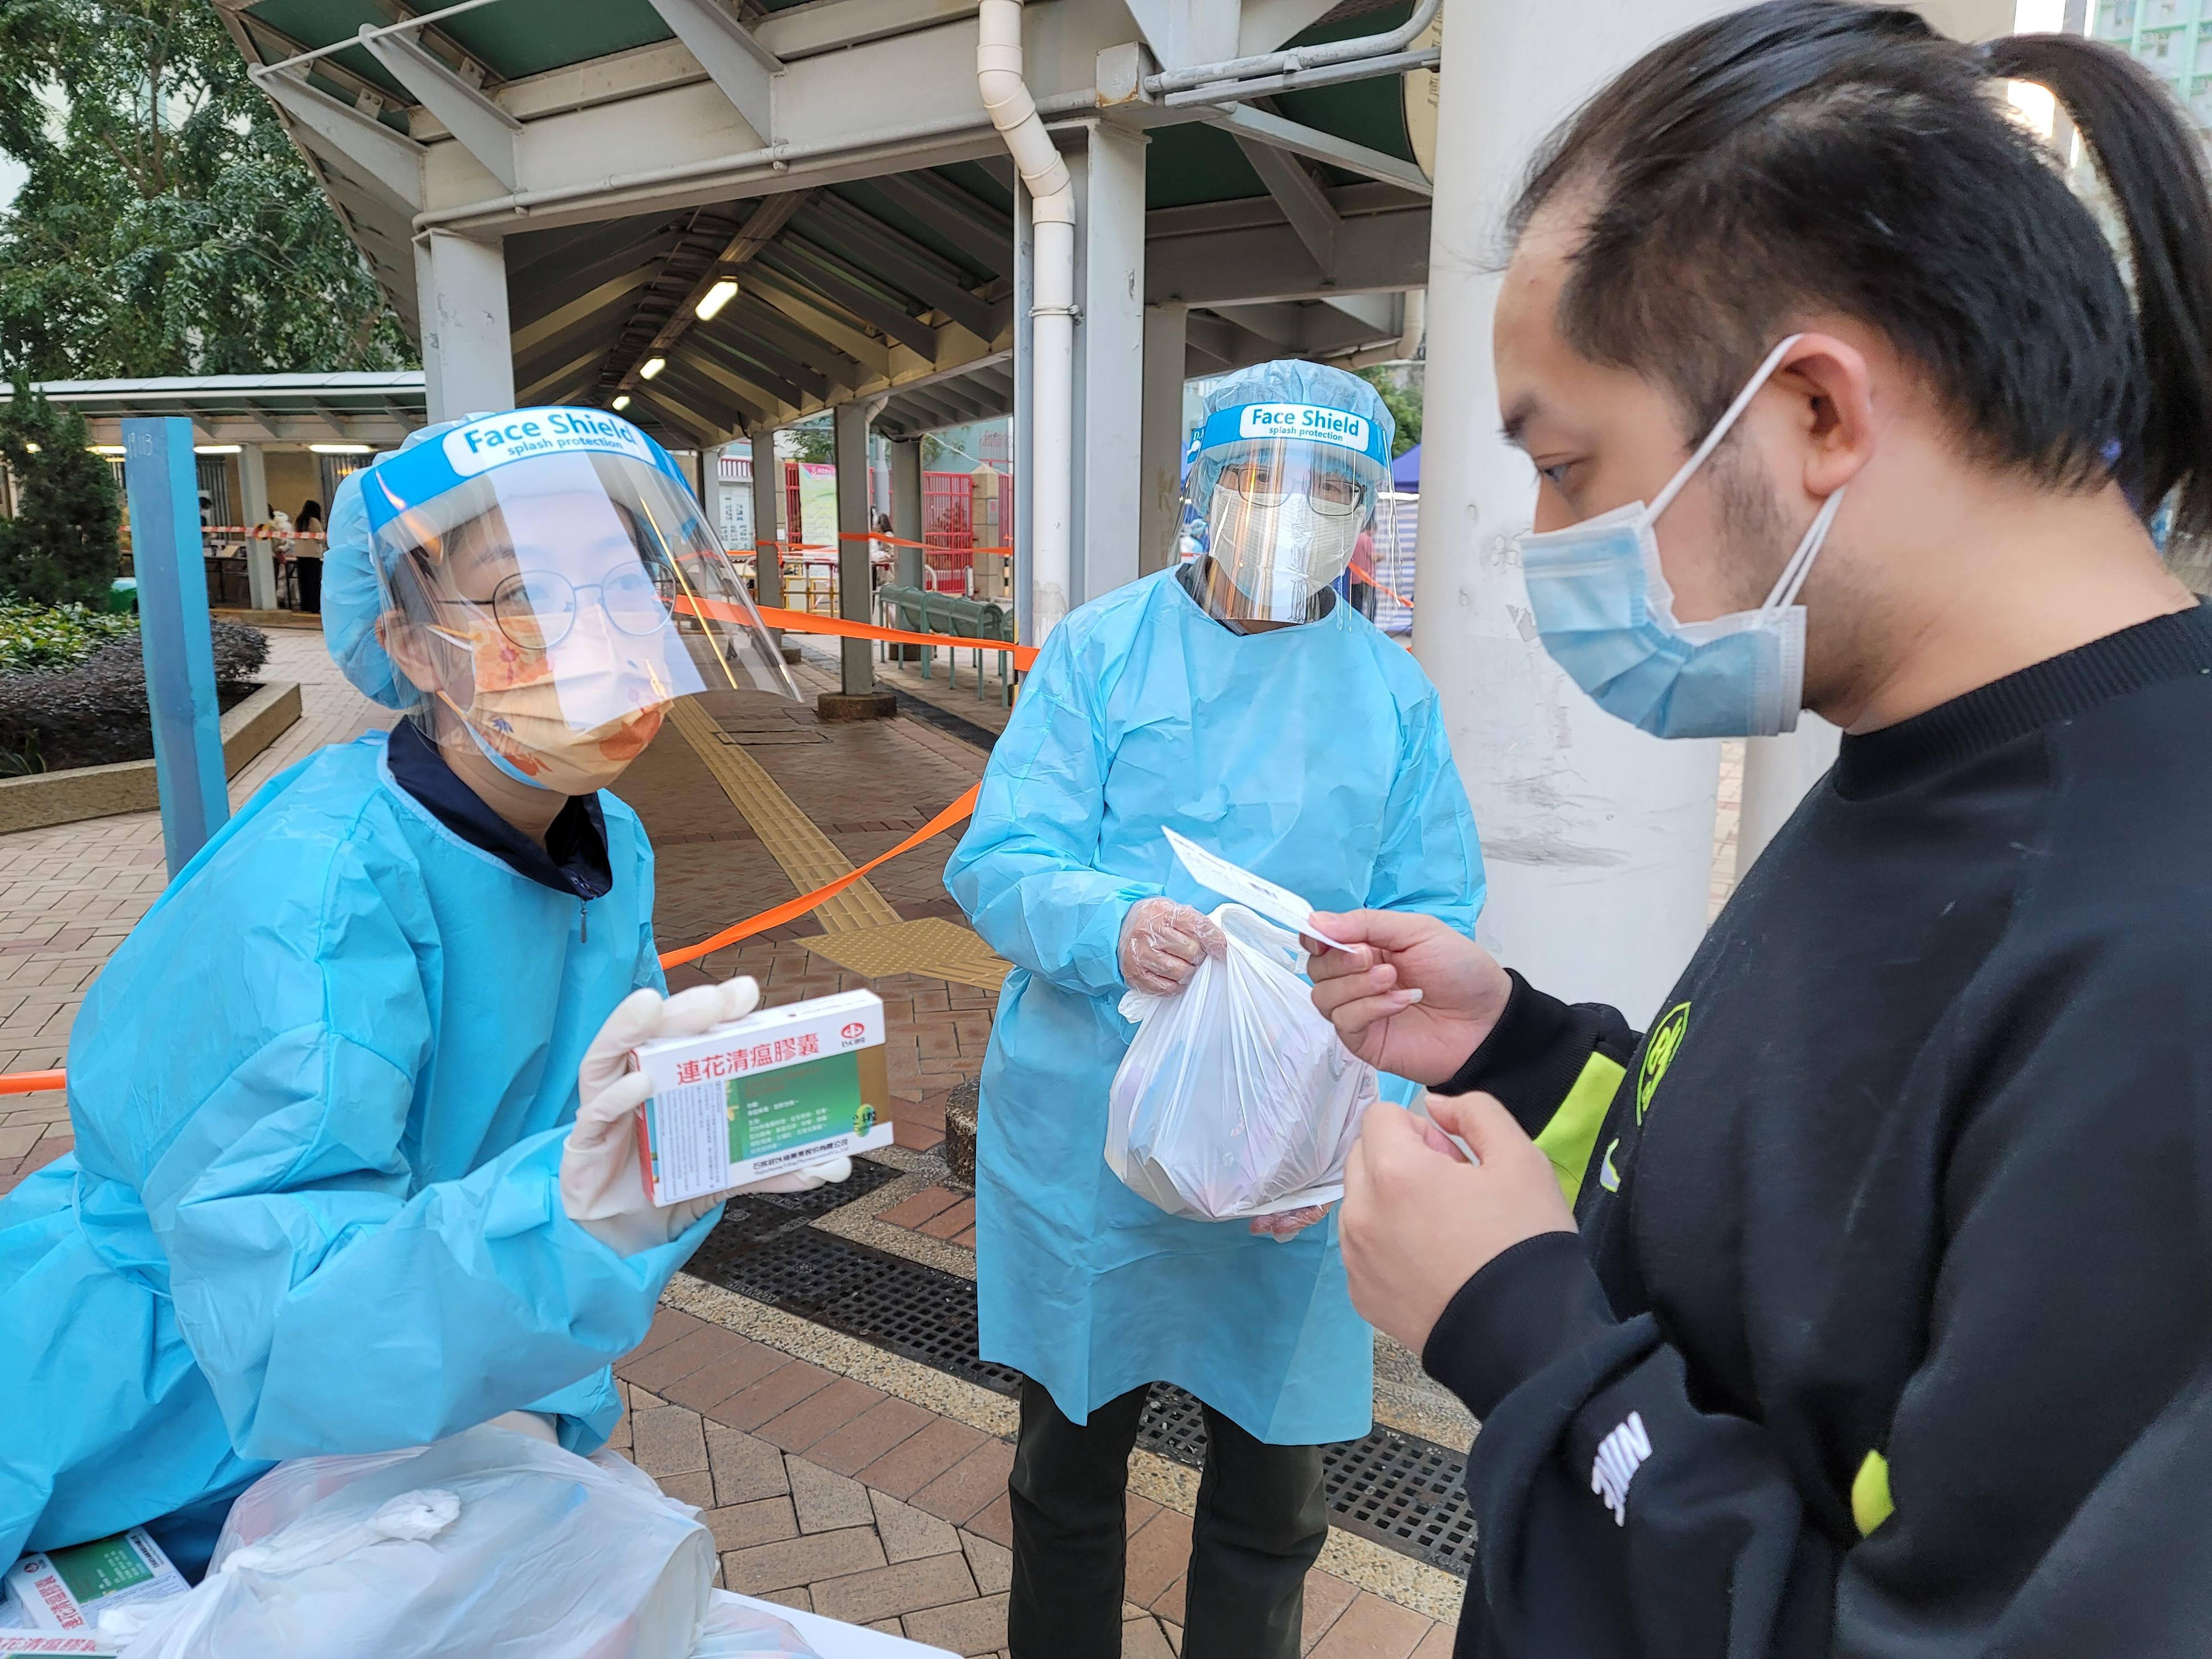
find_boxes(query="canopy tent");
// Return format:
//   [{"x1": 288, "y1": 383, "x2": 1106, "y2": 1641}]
[{"x1": 1390, "y1": 441, "x2": 1419, "y2": 491}]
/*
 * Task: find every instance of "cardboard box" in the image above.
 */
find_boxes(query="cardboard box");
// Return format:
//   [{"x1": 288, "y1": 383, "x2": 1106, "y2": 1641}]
[
  {"x1": 634, "y1": 989, "x2": 894, "y2": 1206},
  {"x1": 3, "y1": 1530, "x2": 184, "y2": 1634}
]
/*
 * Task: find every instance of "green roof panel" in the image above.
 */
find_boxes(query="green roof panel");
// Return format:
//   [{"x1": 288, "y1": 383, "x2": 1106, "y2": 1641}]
[{"x1": 244, "y1": 0, "x2": 677, "y2": 86}]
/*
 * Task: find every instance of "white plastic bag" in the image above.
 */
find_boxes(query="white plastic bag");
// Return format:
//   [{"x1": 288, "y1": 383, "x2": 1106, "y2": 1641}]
[
  {"x1": 1107, "y1": 903, "x2": 1378, "y2": 1220},
  {"x1": 690, "y1": 1593, "x2": 822, "y2": 1656},
  {"x1": 107, "y1": 1426, "x2": 714, "y2": 1659}
]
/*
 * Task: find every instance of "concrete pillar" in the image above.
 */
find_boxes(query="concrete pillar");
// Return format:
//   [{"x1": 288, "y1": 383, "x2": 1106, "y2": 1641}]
[
  {"x1": 822, "y1": 399, "x2": 891, "y2": 717},
  {"x1": 1069, "y1": 121, "x2": 1149, "y2": 607},
  {"x1": 890, "y1": 439, "x2": 925, "y2": 591},
  {"x1": 1736, "y1": 717, "x2": 1843, "y2": 880},
  {"x1": 1412, "y1": 0, "x2": 1734, "y2": 1024},
  {"x1": 414, "y1": 231, "x2": 515, "y2": 422},
  {"x1": 750, "y1": 431, "x2": 783, "y2": 611},
  {"x1": 1139, "y1": 304, "x2": 1190, "y2": 577},
  {"x1": 237, "y1": 442, "x2": 278, "y2": 612}
]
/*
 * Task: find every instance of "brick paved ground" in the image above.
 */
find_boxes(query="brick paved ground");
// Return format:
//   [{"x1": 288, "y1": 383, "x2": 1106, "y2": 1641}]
[{"x1": 615, "y1": 1306, "x2": 1457, "y2": 1659}]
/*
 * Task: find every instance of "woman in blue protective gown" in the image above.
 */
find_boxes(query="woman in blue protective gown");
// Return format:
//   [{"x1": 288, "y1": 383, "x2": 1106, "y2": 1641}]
[
  {"x1": 945, "y1": 361, "x2": 1484, "y2": 1659},
  {"x1": 0, "y1": 409, "x2": 832, "y2": 1578}
]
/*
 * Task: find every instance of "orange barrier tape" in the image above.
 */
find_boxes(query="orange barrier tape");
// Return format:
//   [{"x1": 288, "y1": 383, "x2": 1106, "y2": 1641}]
[
  {"x1": 834, "y1": 531, "x2": 1016, "y2": 556},
  {"x1": 687, "y1": 598, "x2": 1039, "y2": 670},
  {"x1": 658, "y1": 782, "x2": 982, "y2": 969},
  {"x1": 0, "y1": 1068, "x2": 64, "y2": 1097}
]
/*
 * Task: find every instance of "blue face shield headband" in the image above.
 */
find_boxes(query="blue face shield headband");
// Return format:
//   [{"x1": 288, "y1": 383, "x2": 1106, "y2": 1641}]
[{"x1": 1517, "y1": 335, "x2": 1846, "y2": 740}]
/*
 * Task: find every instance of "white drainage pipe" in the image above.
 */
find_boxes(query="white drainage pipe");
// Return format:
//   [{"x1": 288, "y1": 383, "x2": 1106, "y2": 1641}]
[{"x1": 977, "y1": 0, "x2": 1075, "y2": 640}]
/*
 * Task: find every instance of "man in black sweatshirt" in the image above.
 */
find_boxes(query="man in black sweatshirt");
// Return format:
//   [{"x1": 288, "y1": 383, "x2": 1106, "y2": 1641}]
[{"x1": 1304, "y1": 7, "x2": 2212, "y2": 1655}]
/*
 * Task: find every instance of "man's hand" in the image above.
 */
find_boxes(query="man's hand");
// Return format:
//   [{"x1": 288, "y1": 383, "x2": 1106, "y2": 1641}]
[
  {"x1": 1339, "y1": 1093, "x2": 1574, "y2": 1354},
  {"x1": 1305, "y1": 910, "x2": 1512, "y2": 1084}
]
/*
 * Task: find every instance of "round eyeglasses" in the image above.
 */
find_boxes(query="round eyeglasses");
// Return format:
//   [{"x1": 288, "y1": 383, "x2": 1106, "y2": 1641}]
[{"x1": 484, "y1": 563, "x2": 679, "y2": 652}]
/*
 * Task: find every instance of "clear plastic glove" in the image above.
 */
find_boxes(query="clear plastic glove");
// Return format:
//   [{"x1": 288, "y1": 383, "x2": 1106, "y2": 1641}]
[
  {"x1": 1119, "y1": 898, "x2": 1228, "y2": 995},
  {"x1": 560, "y1": 978, "x2": 851, "y2": 1254},
  {"x1": 1249, "y1": 1203, "x2": 1333, "y2": 1243}
]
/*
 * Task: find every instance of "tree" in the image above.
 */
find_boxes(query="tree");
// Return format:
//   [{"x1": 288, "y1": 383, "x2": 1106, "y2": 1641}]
[
  {"x1": 780, "y1": 416, "x2": 833, "y2": 465},
  {"x1": 1357, "y1": 364, "x2": 1422, "y2": 458},
  {"x1": 0, "y1": 0, "x2": 414, "y2": 379},
  {"x1": 0, "y1": 374, "x2": 120, "y2": 607}
]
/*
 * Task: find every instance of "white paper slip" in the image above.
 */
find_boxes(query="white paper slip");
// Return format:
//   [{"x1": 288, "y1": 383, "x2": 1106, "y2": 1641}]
[{"x1": 1161, "y1": 827, "x2": 1350, "y2": 952}]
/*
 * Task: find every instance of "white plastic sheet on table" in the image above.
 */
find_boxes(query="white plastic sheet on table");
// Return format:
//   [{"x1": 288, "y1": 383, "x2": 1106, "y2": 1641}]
[{"x1": 101, "y1": 1427, "x2": 715, "y2": 1659}]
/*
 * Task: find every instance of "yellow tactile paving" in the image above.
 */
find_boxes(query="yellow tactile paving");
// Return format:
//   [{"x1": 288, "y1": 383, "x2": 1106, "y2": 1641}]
[
  {"x1": 801, "y1": 917, "x2": 1010, "y2": 993},
  {"x1": 667, "y1": 699, "x2": 902, "y2": 934}
]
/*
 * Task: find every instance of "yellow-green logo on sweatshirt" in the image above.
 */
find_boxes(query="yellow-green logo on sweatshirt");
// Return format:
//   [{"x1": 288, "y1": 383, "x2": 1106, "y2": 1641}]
[{"x1": 1637, "y1": 1002, "x2": 1690, "y2": 1122}]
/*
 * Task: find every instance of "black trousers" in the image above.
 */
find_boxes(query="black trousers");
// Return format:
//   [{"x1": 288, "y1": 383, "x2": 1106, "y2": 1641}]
[
  {"x1": 1006, "y1": 1378, "x2": 1327, "y2": 1659},
  {"x1": 295, "y1": 556, "x2": 322, "y2": 614}
]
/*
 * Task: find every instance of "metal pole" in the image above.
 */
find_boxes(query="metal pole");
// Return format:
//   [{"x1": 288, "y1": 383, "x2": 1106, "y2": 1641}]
[
  {"x1": 890, "y1": 439, "x2": 924, "y2": 591},
  {"x1": 832, "y1": 399, "x2": 875, "y2": 696},
  {"x1": 1011, "y1": 178, "x2": 1035, "y2": 644},
  {"x1": 1139, "y1": 303, "x2": 1189, "y2": 577},
  {"x1": 237, "y1": 442, "x2": 278, "y2": 612},
  {"x1": 750, "y1": 431, "x2": 784, "y2": 609},
  {"x1": 124, "y1": 417, "x2": 231, "y2": 878}
]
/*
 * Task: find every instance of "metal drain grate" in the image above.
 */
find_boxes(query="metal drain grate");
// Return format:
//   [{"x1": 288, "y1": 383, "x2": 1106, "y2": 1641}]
[
  {"x1": 1323, "y1": 1427, "x2": 1477, "y2": 1573},
  {"x1": 688, "y1": 1175, "x2": 1022, "y2": 1393},
  {"x1": 686, "y1": 1188, "x2": 1477, "y2": 1577},
  {"x1": 1131, "y1": 1386, "x2": 1475, "y2": 1575}
]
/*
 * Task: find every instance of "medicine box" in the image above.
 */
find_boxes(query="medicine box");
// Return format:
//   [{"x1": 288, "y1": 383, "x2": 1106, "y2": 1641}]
[
  {"x1": 633, "y1": 989, "x2": 894, "y2": 1206},
  {"x1": 3, "y1": 1529, "x2": 185, "y2": 1634}
]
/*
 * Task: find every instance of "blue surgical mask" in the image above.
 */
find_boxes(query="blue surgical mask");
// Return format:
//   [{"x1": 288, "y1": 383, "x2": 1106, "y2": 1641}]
[{"x1": 1517, "y1": 335, "x2": 1845, "y2": 739}]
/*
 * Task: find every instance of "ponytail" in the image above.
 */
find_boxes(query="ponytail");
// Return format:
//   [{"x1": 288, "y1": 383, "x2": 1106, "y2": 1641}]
[{"x1": 1984, "y1": 33, "x2": 2212, "y2": 540}]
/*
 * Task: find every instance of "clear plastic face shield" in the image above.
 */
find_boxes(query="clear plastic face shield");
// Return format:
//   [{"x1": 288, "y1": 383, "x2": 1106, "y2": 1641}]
[
  {"x1": 367, "y1": 411, "x2": 797, "y2": 792},
  {"x1": 1178, "y1": 403, "x2": 1391, "y2": 624}
]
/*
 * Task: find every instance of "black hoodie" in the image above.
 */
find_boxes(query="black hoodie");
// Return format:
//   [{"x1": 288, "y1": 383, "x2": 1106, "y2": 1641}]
[{"x1": 1425, "y1": 604, "x2": 2212, "y2": 1657}]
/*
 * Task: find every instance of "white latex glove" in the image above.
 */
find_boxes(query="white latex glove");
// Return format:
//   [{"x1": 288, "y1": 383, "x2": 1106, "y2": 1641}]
[
  {"x1": 1119, "y1": 898, "x2": 1228, "y2": 995},
  {"x1": 562, "y1": 978, "x2": 763, "y2": 1255},
  {"x1": 1250, "y1": 1202, "x2": 1333, "y2": 1243},
  {"x1": 743, "y1": 1153, "x2": 854, "y2": 1194}
]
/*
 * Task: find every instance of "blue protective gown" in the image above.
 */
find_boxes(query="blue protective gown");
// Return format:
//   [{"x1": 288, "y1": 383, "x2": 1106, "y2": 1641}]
[
  {"x1": 0, "y1": 731, "x2": 712, "y2": 1572},
  {"x1": 945, "y1": 570, "x2": 1483, "y2": 1445}
]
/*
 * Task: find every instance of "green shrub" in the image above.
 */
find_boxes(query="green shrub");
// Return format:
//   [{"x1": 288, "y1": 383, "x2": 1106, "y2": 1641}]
[
  {"x1": 0, "y1": 619, "x2": 267, "y2": 775},
  {"x1": 0, "y1": 600, "x2": 135, "y2": 674},
  {"x1": 0, "y1": 374, "x2": 123, "y2": 608}
]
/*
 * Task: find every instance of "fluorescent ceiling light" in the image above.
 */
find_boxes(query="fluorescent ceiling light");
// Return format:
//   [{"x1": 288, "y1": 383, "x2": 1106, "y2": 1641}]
[
  {"x1": 22, "y1": 442, "x2": 39, "y2": 453},
  {"x1": 696, "y1": 279, "x2": 739, "y2": 321},
  {"x1": 194, "y1": 444, "x2": 241, "y2": 455},
  {"x1": 89, "y1": 445, "x2": 125, "y2": 456},
  {"x1": 612, "y1": 395, "x2": 631, "y2": 411},
  {"x1": 309, "y1": 442, "x2": 372, "y2": 455},
  {"x1": 640, "y1": 357, "x2": 666, "y2": 380}
]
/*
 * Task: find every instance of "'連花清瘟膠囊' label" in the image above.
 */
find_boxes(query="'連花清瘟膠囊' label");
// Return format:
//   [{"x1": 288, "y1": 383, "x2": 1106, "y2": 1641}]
[
  {"x1": 631, "y1": 989, "x2": 894, "y2": 1206},
  {"x1": 4, "y1": 1530, "x2": 184, "y2": 1635}
]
